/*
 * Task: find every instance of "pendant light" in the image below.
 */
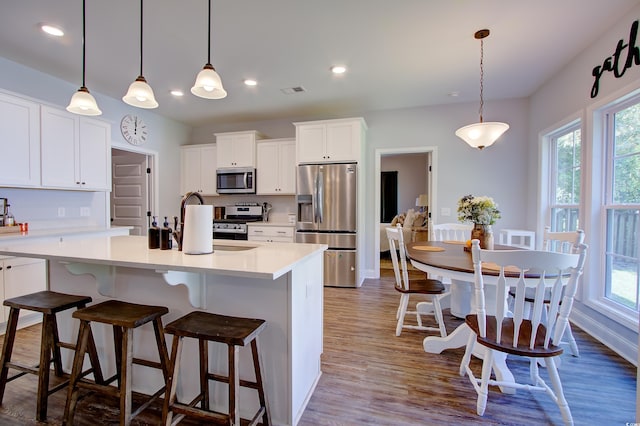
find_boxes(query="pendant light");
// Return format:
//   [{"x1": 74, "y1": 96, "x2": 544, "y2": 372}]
[
  {"x1": 67, "y1": 0, "x2": 102, "y2": 116},
  {"x1": 191, "y1": 0, "x2": 227, "y2": 99},
  {"x1": 455, "y1": 29, "x2": 508, "y2": 150},
  {"x1": 123, "y1": 0, "x2": 158, "y2": 108}
]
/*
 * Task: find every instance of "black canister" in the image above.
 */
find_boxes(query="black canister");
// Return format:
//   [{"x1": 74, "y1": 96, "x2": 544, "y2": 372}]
[
  {"x1": 148, "y1": 216, "x2": 160, "y2": 249},
  {"x1": 160, "y1": 216, "x2": 172, "y2": 250}
]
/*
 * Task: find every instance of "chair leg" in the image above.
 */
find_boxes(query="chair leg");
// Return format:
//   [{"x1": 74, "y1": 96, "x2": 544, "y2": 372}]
[
  {"x1": 113, "y1": 325, "x2": 123, "y2": 389},
  {"x1": 432, "y1": 296, "x2": 447, "y2": 338},
  {"x1": 63, "y1": 320, "x2": 91, "y2": 426},
  {"x1": 251, "y1": 337, "x2": 271, "y2": 426},
  {"x1": 0, "y1": 308, "x2": 20, "y2": 405},
  {"x1": 228, "y1": 344, "x2": 240, "y2": 426},
  {"x1": 396, "y1": 294, "x2": 409, "y2": 336},
  {"x1": 545, "y1": 356, "x2": 574, "y2": 426},
  {"x1": 565, "y1": 324, "x2": 579, "y2": 357},
  {"x1": 459, "y1": 332, "x2": 476, "y2": 377},
  {"x1": 152, "y1": 318, "x2": 170, "y2": 381},
  {"x1": 477, "y1": 349, "x2": 494, "y2": 416},
  {"x1": 199, "y1": 338, "x2": 209, "y2": 410},
  {"x1": 49, "y1": 314, "x2": 64, "y2": 377},
  {"x1": 119, "y1": 328, "x2": 133, "y2": 426},
  {"x1": 162, "y1": 335, "x2": 183, "y2": 426},
  {"x1": 36, "y1": 314, "x2": 55, "y2": 421}
]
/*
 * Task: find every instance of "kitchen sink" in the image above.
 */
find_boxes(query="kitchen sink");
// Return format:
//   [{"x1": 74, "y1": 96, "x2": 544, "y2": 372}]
[{"x1": 213, "y1": 244, "x2": 257, "y2": 252}]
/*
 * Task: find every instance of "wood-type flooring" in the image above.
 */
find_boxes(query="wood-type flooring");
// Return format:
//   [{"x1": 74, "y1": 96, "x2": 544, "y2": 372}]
[{"x1": 0, "y1": 268, "x2": 636, "y2": 425}]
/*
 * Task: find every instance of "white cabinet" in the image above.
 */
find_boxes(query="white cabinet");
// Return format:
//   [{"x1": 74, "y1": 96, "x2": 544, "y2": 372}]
[
  {"x1": 248, "y1": 225, "x2": 295, "y2": 243},
  {"x1": 180, "y1": 144, "x2": 218, "y2": 196},
  {"x1": 0, "y1": 92, "x2": 41, "y2": 187},
  {"x1": 40, "y1": 106, "x2": 110, "y2": 191},
  {"x1": 215, "y1": 131, "x2": 263, "y2": 168},
  {"x1": 295, "y1": 118, "x2": 366, "y2": 164},
  {"x1": 257, "y1": 139, "x2": 296, "y2": 195},
  {"x1": 1, "y1": 257, "x2": 47, "y2": 323}
]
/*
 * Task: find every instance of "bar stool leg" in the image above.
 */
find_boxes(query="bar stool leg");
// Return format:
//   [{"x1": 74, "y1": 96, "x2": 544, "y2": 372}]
[
  {"x1": 152, "y1": 317, "x2": 170, "y2": 381},
  {"x1": 120, "y1": 328, "x2": 133, "y2": 426},
  {"x1": 50, "y1": 314, "x2": 64, "y2": 377},
  {"x1": 228, "y1": 344, "x2": 240, "y2": 426},
  {"x1": 162, "y1": 335, "x2": 184, "y2": 426},
  {"x1": 113, "y1": 325, "x2": 123, "y2": 389},
  {"x1": 251, "y1": 337, "x2": 271, "y2": 426},
  {"x1": 63, "y1": 320, "x2": 91, "y2": 426},
  {"x1": 0, "y1": 308, "x2": 20, "y2": 404},
  {"x1": 199, "y1": 339, "x2": 209, "y2": 410},
  {"x1": 36, "y1": 314, "x2": 55, "y2": 421}
]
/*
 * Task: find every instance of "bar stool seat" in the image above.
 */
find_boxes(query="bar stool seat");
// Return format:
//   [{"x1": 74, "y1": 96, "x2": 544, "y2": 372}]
[
  {"x1": 63, "y1": 300, "x2": 170, "y2": 426},
  {"x1": 162, "y1": 311, "x2": 271, "y2": 426},
  {"x1": 0, "y1": 290, "x2": 104, "y2": 422}
]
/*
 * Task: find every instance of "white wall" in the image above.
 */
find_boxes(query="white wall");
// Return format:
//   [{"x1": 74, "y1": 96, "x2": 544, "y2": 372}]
[
  {"x1": 528, "y1": 8, "x2": 640, "y2": 365},
  {"x1": 381, "y1": 153, "x2": 428, "y2": 215},
  {"x1": 0, "y1": 56, "x2": 191, "y2": 229}
]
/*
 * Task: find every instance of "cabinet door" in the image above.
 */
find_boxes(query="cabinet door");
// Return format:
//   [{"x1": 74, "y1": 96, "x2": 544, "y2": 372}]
[
  {"x1": 181, "y1": 146, "x2": 202, "y2": 195},
  {"x1": 79, "y1": 117, "x2": 110, "y2": 190},
  {"x1": 296, "y1": 124, "x2": 326, "y2": 163},
  {"x1": 279, "y1": 141, "x2": 296, "y2": 194},
  {"x1": 41, "y1": 106, "x2": 79, "y2": 188},
  {"x1": 0, "y1": 93, "x2": 40, "y2": 187},
  {"x1": 256, "y1": 142, "x2": 280, "y2": 194},
  {"x1": 3, "y1": 258, "x2": 47, "y2": 320},
  {"x1": 217, "y1": 134, "x2": 256, "y2": 168},
  {"x1": 326, "y1": 121, "x2": 359, "y2": 162},
  {"x1": 199, "y1": 145, "x2": 218, "y2": 195}
]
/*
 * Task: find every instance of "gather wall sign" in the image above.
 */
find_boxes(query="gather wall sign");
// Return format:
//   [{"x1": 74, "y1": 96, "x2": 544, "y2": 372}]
[{"x1": 591, "y1": 19, "x2": 640, "y2": 98}]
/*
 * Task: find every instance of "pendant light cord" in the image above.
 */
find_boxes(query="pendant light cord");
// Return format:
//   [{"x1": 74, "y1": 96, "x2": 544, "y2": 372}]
[
  {"x1": 81, "y1": 0, "x2": 86, "y2": 87},
  {"x1": 139, "y1": 0, "x2": 144, "y2": 76},
  {"x1": 207, "y1": 0, "x2": 212, "y2": 65},
  {"x1": 478, "y1": 38, "x2": 484, "y2": 123}
]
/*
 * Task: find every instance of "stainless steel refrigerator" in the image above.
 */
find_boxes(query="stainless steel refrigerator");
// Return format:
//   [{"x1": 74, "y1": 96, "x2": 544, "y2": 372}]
[{"x1": 296, "y1": 163, "x2": 357, "y2": 287}]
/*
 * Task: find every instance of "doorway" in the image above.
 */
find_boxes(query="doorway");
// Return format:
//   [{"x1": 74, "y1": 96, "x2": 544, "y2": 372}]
[
  {"x1": 380, "y1": 171, "x2": 398, "y2": 223},
  {"x1": 374, "y1": 147, "x2": 437, "y2": 278},
  {"x1": 110, "y1": 148, "x2": 154, "y2": 236}
]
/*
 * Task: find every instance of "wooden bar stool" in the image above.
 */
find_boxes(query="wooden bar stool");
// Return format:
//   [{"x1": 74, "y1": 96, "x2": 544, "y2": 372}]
[
  {"x1": 0, "y1": 290, "x2": 104, "y2": 422},
  {"x1": 63, "y1": 300, "x2": 171, "y2": 426},
  {"x1": 162, "y1": 311, "x2": 271, "y2": 426}
]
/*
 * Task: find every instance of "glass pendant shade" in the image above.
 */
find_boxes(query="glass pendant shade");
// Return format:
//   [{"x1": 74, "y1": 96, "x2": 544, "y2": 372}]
[
  {"x1": 123, "y1": 76, "x2": 158, "y2": 109},
  {"x1": 455, "y1": 121, "x2": 509, "y2": 150},
  {"x1": 191, "y1": 63, "x2": 227, "y2": 99},
  {"x1": 67, "y1": 86, "x2": 102, "y2": 116}
]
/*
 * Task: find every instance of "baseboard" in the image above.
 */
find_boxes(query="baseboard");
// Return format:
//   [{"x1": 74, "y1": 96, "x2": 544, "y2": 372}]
[
  {"x1": 0, "y1": 313, "x2": 42, "y2": 335},
  {"x1": 570, "y1": 308, "x2": 638, "y2": 366}
]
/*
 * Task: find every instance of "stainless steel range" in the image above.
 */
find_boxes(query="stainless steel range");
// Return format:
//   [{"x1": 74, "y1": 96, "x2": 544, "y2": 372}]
[{"x1": 213, "y1": 203, "x2": 263, "y2": 240}]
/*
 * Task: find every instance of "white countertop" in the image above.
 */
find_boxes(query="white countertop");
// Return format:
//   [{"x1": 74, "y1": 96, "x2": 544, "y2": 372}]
[
  {"x1": 0, "y1": 235, "x2": 326, "y2": 280},
  {"x1": 0, "y1": 226, "x2": 131, "y2": 242}
]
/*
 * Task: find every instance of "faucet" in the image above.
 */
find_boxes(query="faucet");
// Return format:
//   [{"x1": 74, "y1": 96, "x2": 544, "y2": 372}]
[{"x1": 174, "y1": 191, "x2": 205, "y2": 251}]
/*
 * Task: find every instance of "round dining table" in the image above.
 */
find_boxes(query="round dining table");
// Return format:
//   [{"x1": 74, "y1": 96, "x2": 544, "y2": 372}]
[{"x1": 406, "y1": 240, "x2": 521, "y2": 393}]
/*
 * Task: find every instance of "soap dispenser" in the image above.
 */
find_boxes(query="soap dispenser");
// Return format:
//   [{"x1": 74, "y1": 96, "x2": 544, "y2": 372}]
[
  {"x1": 148, "y1": 216, "x2": 160, "y2": 249},
  {"x1": 160, "y1": 216, "x2": 172, "y2": 250}
]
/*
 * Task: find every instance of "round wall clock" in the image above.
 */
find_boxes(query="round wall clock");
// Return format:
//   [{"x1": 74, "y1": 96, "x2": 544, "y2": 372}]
[{"x1": 120, "y1": 114, "x2": 148, "y2": 145}]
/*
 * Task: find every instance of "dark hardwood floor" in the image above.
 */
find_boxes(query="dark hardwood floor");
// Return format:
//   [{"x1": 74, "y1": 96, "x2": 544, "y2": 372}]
[{"x1": 0, "y1": 268, "x2": 636, "y2": 425}]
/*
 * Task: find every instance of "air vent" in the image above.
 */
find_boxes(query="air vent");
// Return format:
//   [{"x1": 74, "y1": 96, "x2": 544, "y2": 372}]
[{"x1": 280, "y1": 86, "x2": 306, "y2": 95}]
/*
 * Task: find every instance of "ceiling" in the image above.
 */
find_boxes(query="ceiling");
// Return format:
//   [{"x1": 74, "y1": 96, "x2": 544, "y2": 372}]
[{"x1": 1, "y1": 0, "x2": 638, "y2": 127}]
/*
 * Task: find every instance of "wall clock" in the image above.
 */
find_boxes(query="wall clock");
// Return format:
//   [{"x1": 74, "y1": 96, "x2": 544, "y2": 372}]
[{"x1": 120, "y1": 114, "x2": 148, "y2": 145}]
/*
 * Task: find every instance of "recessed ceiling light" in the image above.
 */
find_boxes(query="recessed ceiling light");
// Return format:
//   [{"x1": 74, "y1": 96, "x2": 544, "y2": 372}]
[
  {"x1": 41, "y1": 24, "x2": 64, "y2": 37},
  {"x1": 170, "y1": 90, "x2": 184, "y2": 97},
  {"x1": 244, "y1": 79, "x2": 257, "y2": 86},
  {"x1": 331, "y1": 65, "x2": 347, "y2": 74}
]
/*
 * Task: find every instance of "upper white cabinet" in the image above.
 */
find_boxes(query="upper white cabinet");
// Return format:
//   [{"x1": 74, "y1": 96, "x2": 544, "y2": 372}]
[
  {"x1": 215, "y1": 131, "x2": 263, "y2": 168},
  {"x1": 41, "y1": 106, "x2": 110, "y2": 191},
  {"x1": 0, "y1": 92, "x2": 41, "y2": 187},
  {"x1": 295, "y1": 118, "x2": 367, "y2": 164},
  {"x1": 257, "y1": 139, "x2": 296, "y2": 195},
  {"x1": 180, "y1": 144, "x2": 218, "y2": 196}
]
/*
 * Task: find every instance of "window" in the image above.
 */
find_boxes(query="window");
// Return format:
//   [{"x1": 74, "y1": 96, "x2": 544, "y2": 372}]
[
  {"x1": 604, "y1": 99, "x2": 640, "y2": 311},
  {"x1": 549, "y1": 124, "x2": 581, "y2": 232}
]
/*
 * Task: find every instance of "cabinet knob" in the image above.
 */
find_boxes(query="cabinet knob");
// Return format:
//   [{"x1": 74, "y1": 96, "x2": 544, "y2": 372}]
[
  {"x1": 81, "y1": 182, "x2": 86, "y2": 185},
  {"x1": 76, "y1": 181, "x2": 81, "y2": 184},
  {"x1": 5, "y1": 265, "x2": 11, "y2": 270}
]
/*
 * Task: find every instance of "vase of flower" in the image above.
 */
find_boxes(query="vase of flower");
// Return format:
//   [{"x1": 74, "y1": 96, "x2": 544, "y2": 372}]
[
  {"x1": 457, "y1": 194, "x2": 500, "y2": 249},
  {"x1": 471, "y1": 224, "x2": 494, "y2": 249}
]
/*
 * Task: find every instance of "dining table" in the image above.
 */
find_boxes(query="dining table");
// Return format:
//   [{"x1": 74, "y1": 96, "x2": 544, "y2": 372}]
[{"x1": 406, "y1": 240, "x2": 523, "y2": 393}]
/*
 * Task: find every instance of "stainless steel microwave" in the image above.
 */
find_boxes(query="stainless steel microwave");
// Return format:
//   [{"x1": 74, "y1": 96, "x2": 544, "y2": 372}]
[{"x1": 216, "y1": 167, "x2": 256, "y2": 194}]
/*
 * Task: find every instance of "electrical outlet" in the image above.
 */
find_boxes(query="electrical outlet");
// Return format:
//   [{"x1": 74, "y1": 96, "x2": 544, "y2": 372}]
[
  {"x1": 80, "y1": 207, "x2": 90, "y2": 217},
  {"x1": 441, "y1": 207, "x2": 451, "y2": 216},
  {"x1": 57, "y1": 207, "x2": 65, "y2": 217}
]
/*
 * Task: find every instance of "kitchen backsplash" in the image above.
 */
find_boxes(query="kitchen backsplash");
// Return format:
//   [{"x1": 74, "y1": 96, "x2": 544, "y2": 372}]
[{"x1": 203, "y1": 194, "x2": 296, "y2": 223}]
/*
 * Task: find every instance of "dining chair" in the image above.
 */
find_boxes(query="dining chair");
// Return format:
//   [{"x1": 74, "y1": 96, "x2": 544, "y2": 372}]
[
  {"x1": 460, "y1": 240, "x2": 587, "y2": 425},
  {"x1": 430, "y1": 222, "x2": 473, "y2": 242},
  {"x1": 386, "y1": 224, "x2": 448, "y2": 337}
]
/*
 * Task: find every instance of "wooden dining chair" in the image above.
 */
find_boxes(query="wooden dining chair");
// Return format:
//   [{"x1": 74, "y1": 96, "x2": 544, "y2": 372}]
[
  {"x1": 386, "y1": 224, "x2": 448, "y2": 337},
  {"x1": 460, "y1": 240, "x2": 587, "y2": 425}
]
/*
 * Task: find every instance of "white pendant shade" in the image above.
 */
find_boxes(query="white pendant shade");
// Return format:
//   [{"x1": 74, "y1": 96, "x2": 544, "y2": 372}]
[
  {"x1": 123, "y1": 76, "x2": 158, "y2": 109},
  {"x1": 67, "y1": 86, "x2": 102, "y2": 116},
  {"x1": 191, "y1": 64, "x2": 227, "y2": 99},
  {"x1": 455, "y1": 121, "x2": 509, "y2": 150}
]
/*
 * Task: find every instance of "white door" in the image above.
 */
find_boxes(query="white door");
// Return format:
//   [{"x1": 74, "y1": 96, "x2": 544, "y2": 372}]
[{"x1": 111, "y1": 150, "x2": 150, "y2": 236}]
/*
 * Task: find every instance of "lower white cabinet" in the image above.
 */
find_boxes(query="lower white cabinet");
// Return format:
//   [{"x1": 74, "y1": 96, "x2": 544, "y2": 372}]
[
  {"x1": 0, "y1": 257, "x2": 47, "y2": 324},
  {"x1": 247, "y1": 225, "x2": 295, "y2": 243}
]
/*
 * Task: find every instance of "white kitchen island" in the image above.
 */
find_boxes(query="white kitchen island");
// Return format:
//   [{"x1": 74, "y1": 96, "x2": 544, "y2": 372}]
[{"x1": 0, "y1": 235, "x2": 327, "y2": 426}]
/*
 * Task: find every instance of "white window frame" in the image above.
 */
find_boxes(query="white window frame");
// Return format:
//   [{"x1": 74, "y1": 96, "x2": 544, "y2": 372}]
[
  {"x1": 585, "y1": 83, "x2": 640, "y2": 331},
  {"x1": 548, "y1": 122, "x2": 581, "y2": 232}
]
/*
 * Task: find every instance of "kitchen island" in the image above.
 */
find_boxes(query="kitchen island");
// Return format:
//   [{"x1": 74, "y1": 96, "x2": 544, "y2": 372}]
[{"x1": 0, "y1": 235, "x2": 327, "y2": 426}]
